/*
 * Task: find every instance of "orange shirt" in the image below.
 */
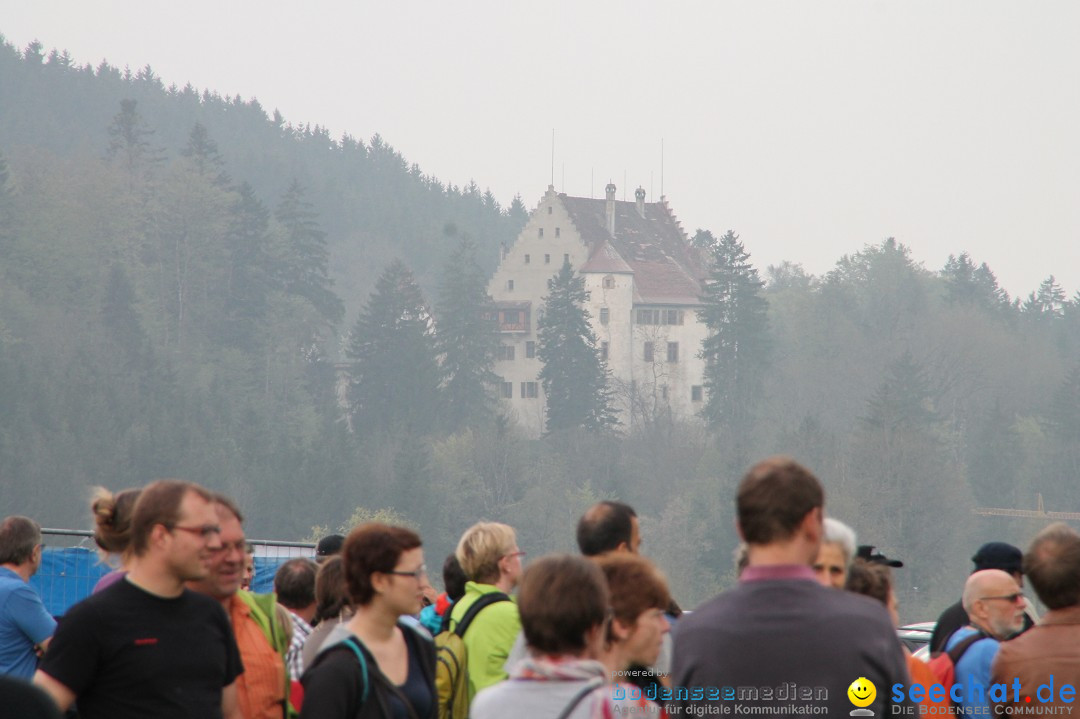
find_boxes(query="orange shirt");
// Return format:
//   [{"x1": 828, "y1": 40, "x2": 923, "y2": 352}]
[
  {"x1": 907, "y1": 653, "x2": 949, "y2": 710},
  {"x1": 229, "y1": 594, "x2": 287, "y2": 719}
]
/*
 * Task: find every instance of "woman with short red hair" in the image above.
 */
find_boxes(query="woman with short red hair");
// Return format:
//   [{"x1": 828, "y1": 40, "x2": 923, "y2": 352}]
[{"x1": 300, "y1": 523, "x2": 435, "y2": 719}]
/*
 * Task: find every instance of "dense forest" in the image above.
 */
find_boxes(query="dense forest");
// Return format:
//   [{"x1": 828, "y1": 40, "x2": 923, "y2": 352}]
[{"x1": 1, "y1": 37, "x2": 1078, "y2": 620}]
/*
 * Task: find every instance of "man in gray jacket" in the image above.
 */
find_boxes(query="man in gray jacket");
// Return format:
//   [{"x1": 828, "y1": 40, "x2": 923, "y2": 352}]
[{"x1": 670, "y1": 457, "x2": 912, "y2": 717}]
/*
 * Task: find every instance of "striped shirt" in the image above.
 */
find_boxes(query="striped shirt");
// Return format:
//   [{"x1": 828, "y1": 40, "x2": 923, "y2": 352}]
[{"x1": 285, "y1": 612, "x2": 312, "y2": 679}]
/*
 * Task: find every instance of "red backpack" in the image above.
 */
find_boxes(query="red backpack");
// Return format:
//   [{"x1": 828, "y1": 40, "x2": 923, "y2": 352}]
[{"x1": 925, "y1": 630, "x2": 988, "y2": 705}]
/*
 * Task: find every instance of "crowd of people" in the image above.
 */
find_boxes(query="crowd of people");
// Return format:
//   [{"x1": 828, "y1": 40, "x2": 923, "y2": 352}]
[{"x1": 1, "y1": 456, "x2": 1078, "y2": 718}]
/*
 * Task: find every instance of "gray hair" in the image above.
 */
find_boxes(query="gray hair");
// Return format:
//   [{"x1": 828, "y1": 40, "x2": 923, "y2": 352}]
[
  {"x1": 0, "y1": 516, "x2": 42, "y2": 565},
  {"x1": 823, "y1": 517, "x2": 857, "y2": 565}
]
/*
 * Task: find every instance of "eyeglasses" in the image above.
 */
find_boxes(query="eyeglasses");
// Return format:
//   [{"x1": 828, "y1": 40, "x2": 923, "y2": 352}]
[
  {"x1": 981, "y1": 593, "x2": 1025, "y2": 604},
  {"x1": 169, "y1": 524, "x2": 222, "y2": 539},
  {"x1": 502, "y1": 550, "x2": 526, "y2": 560},
  {"x1": 386, "y1": 565, "x2": 427, "y2": 580}
]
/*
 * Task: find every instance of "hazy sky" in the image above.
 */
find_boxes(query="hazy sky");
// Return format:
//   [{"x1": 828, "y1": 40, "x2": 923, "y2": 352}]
[{"x1": 5, "y1": 1, "x2": 1077, "y2": 297}]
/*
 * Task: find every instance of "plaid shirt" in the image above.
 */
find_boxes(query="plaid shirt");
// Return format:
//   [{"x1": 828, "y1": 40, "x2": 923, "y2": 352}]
[{"x1": 285, "y1": 612, "x2": 313, "y2": 679}]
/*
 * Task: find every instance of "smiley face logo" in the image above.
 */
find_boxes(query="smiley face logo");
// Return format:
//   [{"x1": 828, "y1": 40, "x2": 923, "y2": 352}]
[{"x1": 847, "y1": 677, "x2": 877, "y2": 708}]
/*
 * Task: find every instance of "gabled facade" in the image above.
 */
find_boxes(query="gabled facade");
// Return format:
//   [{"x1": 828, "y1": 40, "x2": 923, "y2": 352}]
[{"x1": 488, "y1": 183, "x2": 708, "y2": 436}]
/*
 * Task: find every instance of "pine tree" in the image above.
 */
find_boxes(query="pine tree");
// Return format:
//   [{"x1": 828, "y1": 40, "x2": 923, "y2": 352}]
[
  {"x1": 536, "y1": 259, "x2": 618, "y2": 434},
  {"x1": 437, "y1": 236, "x2": 498, "y2": 428},
  {"x1": 105, "y1": 99, "x2": 163, "y2": 184},
  {"x1": 941, "y1": 253, "x2": 1009, "y2": 312},
  {"x1": 181, "y1": 122, "x2": 230, "y2": 187},
  {"x1": 347, "y1": 260, "x2": 442, "y2": 435},
  {"x1": 507, "y1": 194, "x2": 529, "y2": 226},
  {"x1": 274, "y1": 179, "x2": 344, "y2": 326},
  {"x1": 218, "y1": 182, "x2": 273, "y2": 348},
  {"x1": 1023, "y1": 276, "x2": 1067, "y2": 319},
  {"x1": 697, "y1": 230, "x2": 770, "y2": 434},
  {"x1": 0, "y1": 150, "x2": 13, "y2": 258},
  {"x1": 101, "y1": 263, "x2": 146, "y2": 365},
  {"x1": 863, "y1": 351, "x2": 935, "y2": 433}
]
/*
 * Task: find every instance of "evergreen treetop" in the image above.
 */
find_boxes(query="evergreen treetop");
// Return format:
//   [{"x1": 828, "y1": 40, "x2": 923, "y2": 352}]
[{"x1": 536, "y1": 259, "x2": 618, "y2": 434}]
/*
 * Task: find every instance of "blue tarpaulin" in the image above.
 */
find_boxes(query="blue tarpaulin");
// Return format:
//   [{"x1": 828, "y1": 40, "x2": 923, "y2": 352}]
[{"x1": 30, "y1": 547, "x2": 298, "y2": 616}]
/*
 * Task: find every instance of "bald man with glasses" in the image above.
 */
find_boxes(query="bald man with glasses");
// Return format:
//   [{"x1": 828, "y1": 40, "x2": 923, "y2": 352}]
[
  {"x1": 946, "y1": 569, "x2": 1028, "y2": 713},
  {"x1": 34, "y1": 479, "x2": 243, "y2": 719}
]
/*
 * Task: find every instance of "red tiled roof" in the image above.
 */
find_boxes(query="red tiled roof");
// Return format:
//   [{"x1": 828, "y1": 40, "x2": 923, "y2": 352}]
[
  {"x1": 560, "y1": 195, "x2": 705, "y2": 305},
  {"x1": 581, "y1": 240, "x2": 634, "y2": 274}
]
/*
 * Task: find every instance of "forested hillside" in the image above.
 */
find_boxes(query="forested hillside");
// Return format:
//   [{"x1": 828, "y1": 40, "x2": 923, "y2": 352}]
[{"x1": 1, "y1": 37, "x2": 1078, "y2": 619}]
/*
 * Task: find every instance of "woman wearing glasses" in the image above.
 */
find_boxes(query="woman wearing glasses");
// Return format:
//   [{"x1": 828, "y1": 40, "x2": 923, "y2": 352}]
[{"x1": 300, "y1": 523, "x2": 435, "y2": 719}]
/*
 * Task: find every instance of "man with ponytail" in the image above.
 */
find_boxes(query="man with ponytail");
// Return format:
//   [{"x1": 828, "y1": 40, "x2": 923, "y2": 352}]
[{"x1": 90, "y1": 486, "x2": 141, "y2": 593}]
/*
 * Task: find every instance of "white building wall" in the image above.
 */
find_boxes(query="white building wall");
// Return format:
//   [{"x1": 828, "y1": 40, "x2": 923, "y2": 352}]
[
  {"x1": 628, "y1": 311, "x2": 708, "y2": 425},
  {"x1": 488, "y1": 187, "x2": 591, "y2": 436},
  {"x1": 488, "y1": 187, "x2": 708, "y2": 436},
  {"x1": 582, "y1": 272, "x2": 634, "y2": 420}
]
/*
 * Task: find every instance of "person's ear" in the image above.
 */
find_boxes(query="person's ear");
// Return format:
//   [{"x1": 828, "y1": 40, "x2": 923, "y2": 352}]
[
  {"x1": 370, "y1": 571, "x2": 391, "y2": 596},
  {"x1": 802, "y1": 507, "x2": 824, "y2": 543},
  {"x1": 149, "y1": 523, "x2": 170, "y2": 550},
  {"x1": 610, "y1": 617, "x2": 633, "y2": 643}
]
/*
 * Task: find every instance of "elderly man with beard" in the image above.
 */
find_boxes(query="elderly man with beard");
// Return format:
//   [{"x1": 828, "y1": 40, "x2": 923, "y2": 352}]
[
  {"x1": 947, "y1": 569, "x2": 1028, "y2": 712},
  {"x1": 188, "y1": 495, "x2": 294, "y2": 719}
]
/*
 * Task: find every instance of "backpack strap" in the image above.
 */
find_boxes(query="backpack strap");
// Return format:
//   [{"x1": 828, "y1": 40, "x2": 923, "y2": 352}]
[
  {"x1": 946, "y1": 629, "x2": 988, "y2": 665},
  {"x1": 453, "y1": 592, "x2": 511, "y2": 638},
  {"x1": 339, "y1": 637, "x2": 371, "y2": 706},
  {"x1": 555, "y1": 677, "x2": 605, "y2": 719},
  {"x1": 439, "y1": 607, "x2": 454, "y2": 635}
]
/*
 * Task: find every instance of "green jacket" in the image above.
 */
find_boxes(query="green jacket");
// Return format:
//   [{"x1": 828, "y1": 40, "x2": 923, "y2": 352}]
[
  {"x1": 447, "y1": 581, "x2": 520, "y2": 701},
  {"x1": 237, "y1": 589, "x2": 298, "y2": 719}
]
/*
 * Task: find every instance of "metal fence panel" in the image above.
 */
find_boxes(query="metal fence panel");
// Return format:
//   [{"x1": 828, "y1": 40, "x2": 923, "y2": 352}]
[{"x1": 32, "y1": 529, "x2": 317, "y2": 616}]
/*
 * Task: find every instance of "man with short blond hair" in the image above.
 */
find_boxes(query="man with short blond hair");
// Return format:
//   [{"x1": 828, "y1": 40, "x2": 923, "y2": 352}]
[
  {"x1": 0, "y1": 515, "x2": 54, "y2": 678},
  {"x1": 450, "y1": 521, "x2": 523, "y2": 700},
  {"x1": 34, "y1": 479, "x2": 243, "y2": 719}
]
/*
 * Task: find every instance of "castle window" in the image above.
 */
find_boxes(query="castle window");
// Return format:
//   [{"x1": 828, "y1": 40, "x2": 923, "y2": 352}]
[
  {"x1": 539, "y1": 228, "x2": 544, "y2": 238},
  {"x1": 636, "y1": 309, "x2": 659, "y2": 325},
  {"x1": 643, "y1": 342, "x2": 654, "y2": 363},
  {"x1": 521, "y1": 381, "x2": 539, "y2": 399},
  {"x1": 601, "y1": 341, "x2": 609, "y2": 361},
  {"x1": 603, "y1": 275, "x2": 615, "y2": 289},
  {"x1": 507, "y1": 279, "x2": 514, "y2": 291},
  {"x1": 563, "y1": 253, "x2": 569, "y2": 264},
  {"x1": 548, "y1": 206, "x2": 552, "y2": 214},
  {"x1": 524, "y1": 254, "x2": 530, "y2": 264},
  {"x1": 545, "y1": 254, "x2": 551, "y2": 264},
  {"x1": 664, "y1": 309, "x2": 684, "y2": 325},
  {"x1": 661, "y1": 385, "x2": 670, "y2": 400},
  {"x1": 599, "y1": 307, "x2": 609, "y2": 325},
  {"x1": 525, "y1": 341, "x2": 535, "y2": 359},
  {"x1": 555, "y1": 228, "x2": 561, "y2": 237},
  {"x1": 502, "y1": 382, "x2": 514, "y2": 399},
  {"x1": 667, "y1": 342, "x2": 679, "y2": 362},
  {"x1": 692, "y1": 385, "x2": 703, "y2": 402},
  {"x1": 497, "y1": 345, "x2": 515, "y2": 361}
]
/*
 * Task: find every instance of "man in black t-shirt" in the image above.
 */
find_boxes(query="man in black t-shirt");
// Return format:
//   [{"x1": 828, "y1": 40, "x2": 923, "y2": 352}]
[{"x1": 33, "y1": 480, "x2": 244, "y2": 719}]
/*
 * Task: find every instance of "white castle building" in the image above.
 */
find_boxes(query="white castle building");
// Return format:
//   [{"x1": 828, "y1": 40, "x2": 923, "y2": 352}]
[{"x1": 488, "y1": 183, "x2": 709, "y2": 436}]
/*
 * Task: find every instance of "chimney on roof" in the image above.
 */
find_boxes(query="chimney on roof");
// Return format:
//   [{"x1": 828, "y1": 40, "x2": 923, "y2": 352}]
[
  {"x1": 635, "y1": 187, "x2": 646, "y2": 218},
  {"x1": 605, "y1": 182, "x2": 617, "y2": 236}
]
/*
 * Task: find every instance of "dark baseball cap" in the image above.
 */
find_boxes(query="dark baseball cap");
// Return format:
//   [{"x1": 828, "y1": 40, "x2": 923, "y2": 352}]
[
  {"x1": 315, "y1": 534, "x2": 345, "y2": 561},
  {"x1": 972, "y1": 542, "x2": 1023, "y2": 574},
  {"x1": 856, "y1": 544, "x2": 903, "y2": 568}
]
